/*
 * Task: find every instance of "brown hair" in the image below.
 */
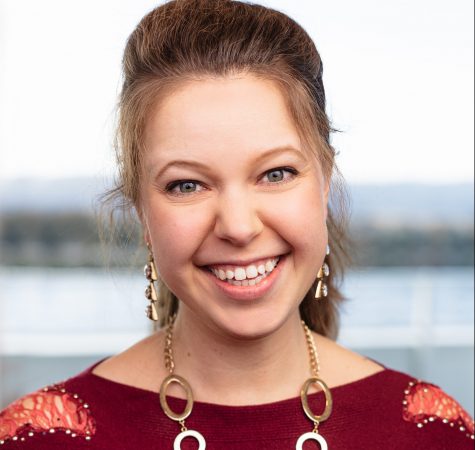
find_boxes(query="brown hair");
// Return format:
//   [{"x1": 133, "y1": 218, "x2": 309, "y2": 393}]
[{"x1": 111, "y1": 0, "x2": 350, "y2": 339}]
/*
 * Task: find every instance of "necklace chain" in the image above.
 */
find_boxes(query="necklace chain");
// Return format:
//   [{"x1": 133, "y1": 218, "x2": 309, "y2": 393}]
[
  {"x1": 302, "y1": 321, "x2": 320, "y2": 378},
  {"x1": 160, "y1": 315, "x2": 333, "y2": 449},
  {"x1": 164, "y1": 315, "x2": 175, "y2": 374}
]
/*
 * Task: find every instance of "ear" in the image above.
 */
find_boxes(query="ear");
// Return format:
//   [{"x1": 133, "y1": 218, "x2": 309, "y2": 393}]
[
  {"x1": 143, "y1": 227, "x2": 151, "y2": 247},
  {"x1": 322, "y1": 176, "x2": 331, "y2": 222},
  {"x1": 134, "y1": 204, "x2": 151, "y2": 246},
  {"x1": 142, "y1": 219, "x2": 151, "y2": 247},
  {"x1": 323, "y1": 178, "x2": 330, "y2": 202}
]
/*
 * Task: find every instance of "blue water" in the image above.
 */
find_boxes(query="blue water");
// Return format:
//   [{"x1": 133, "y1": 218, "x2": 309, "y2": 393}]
[
  {"x1": 340, "y1": 266, "x2": 474, "y2": 328},
  {"x1": 0, "y1": 266, "x2": 473, "y2": 333}
]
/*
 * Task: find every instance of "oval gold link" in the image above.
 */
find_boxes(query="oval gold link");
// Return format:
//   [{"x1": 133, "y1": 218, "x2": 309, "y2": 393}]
[
  {"x1": 159, "y1": 375, "x2": 194, "y2": 422},
  {"x1": 300, "y1": 377, "x2": 333, "y2": 423}
]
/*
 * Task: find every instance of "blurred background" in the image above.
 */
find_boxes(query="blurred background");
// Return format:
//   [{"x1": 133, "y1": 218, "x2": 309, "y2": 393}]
[{"x1": 0, "y1": 0, "x2": 473, "y2": 415}]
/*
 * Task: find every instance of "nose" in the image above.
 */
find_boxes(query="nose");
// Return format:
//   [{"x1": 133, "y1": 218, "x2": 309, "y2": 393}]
[{"x1": 213, "y1": 188, "x2": 264, "y2": 246}]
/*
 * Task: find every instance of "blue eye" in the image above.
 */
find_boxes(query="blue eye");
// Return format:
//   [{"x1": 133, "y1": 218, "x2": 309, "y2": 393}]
[
  {"x1": 178, "y1": 181, "x2": 197, "y2": 193},
  {"x1": 266, "y1": 169, "x2": 285, "y2": 182},
  {"x1": 166, "y1": 180, "x2": 202, "y2": 195},
  {"x1": 263, "y1": 167, "x2": 298, "y2": 184}
]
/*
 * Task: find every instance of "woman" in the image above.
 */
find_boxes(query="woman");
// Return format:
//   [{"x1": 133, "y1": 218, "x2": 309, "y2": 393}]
[{"x1": 1, "y1": 1, "x2": 473, "y2": 448}]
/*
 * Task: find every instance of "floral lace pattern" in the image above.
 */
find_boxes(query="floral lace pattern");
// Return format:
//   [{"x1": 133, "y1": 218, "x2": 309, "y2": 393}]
[
  {"x1": 402, "y1": 380, "x2": 474, "y2": 440},
  {"x1": 0, "y1": 383, "x2": 96, "y2": 445}
]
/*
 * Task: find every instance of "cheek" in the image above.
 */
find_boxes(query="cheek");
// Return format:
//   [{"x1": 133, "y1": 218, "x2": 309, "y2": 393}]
[
  {"x1": 145, "y1": 200, "x2": 211, "y2": 268},
  {"x1": 263, "y1": 183, "x2": 328, "y2": 253}
]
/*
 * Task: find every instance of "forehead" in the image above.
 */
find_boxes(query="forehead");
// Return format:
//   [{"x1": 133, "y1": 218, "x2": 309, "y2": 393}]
[{"x1": 144, "y1": 74, "x2": 303, "y2": 162}]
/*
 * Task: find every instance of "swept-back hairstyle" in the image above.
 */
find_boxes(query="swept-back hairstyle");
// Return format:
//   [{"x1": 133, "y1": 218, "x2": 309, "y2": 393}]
[{"x1": 111, "y1": 0, "x2": 350, "y2": 339}]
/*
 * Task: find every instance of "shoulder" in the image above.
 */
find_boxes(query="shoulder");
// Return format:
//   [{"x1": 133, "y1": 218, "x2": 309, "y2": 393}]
[
  {"x1": 342, "y1": 366, "x2": 474, "y2": 447},
  {"x1": 316, "y1": 338, "x2": 474, "y2": 446},
  {"x1": 0, "y1": 346, "x2": 164, "y2": 448},
  {"x1": 0, "y1": 356, "x2": 121, "y2": 450},
  {"x1": 400, "y1": 377, "x2": 474, "y2": 443},
  {"x1": 0, "y1": 364, "x2": 99, "y2": 448}
]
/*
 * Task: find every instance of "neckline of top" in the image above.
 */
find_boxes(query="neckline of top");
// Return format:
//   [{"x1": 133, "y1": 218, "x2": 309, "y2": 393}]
[{"x1": 83, "y1": 356, "x2": 390, "y2": 409}]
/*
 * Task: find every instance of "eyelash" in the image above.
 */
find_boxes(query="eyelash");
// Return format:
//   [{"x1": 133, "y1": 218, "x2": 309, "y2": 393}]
[
  {"x1": 165, "y1": 180, "x2": 205, "y2": 197},
  {"x1": 165, "y1": 166, "x2": 299, "y2": 197},
  {"x1": 261, "y1": 167, "x2": 299, "y2": 184}
]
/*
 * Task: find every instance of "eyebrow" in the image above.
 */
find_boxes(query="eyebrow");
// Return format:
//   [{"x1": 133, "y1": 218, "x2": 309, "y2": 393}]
[
  {"x1": 253, "y1": 145, "x2": 305, "y2": 164},
  {"x1": 153, "y1": 160, "x2": 212, "y2": 179},
  {"x1": 153, "y1": 145, "x2": 305, "y2": 179}
]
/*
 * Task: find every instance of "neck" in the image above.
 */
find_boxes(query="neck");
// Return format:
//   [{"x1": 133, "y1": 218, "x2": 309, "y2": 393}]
[{"x1": 169, "y1": 308, "x2": 312, "y2": 406}]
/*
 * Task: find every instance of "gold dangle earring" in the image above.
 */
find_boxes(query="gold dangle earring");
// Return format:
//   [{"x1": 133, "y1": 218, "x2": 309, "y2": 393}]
[
  {"x1": 144, "y1": 244, "x2": 159, "y2": 321},
  {"x1": 315, "y1": 245, "x2": 330, "y2": 300}
]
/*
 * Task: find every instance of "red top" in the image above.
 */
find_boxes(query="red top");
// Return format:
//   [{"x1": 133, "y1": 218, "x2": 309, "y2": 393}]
[{"x1": 1, "y1": 358, "x2": 474, "y2": 449}]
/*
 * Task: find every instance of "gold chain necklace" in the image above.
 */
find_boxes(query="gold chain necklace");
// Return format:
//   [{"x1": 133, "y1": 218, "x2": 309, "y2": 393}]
[{"x1": 159, "y1": 316, "x2": 333, "y2": 450}]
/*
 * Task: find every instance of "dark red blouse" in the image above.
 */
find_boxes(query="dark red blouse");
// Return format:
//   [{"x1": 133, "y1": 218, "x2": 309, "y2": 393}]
[{"x1": 1, "y1": 358, "x2": 474, "y2": 449}]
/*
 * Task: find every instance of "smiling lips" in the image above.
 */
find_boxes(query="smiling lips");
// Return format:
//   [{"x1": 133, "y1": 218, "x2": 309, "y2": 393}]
[{"x1": 207, "y1": 257, "x2": 280, "y2": 286}]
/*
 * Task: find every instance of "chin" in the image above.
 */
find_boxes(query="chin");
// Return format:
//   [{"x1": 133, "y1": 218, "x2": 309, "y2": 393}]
[{"x1": 208, "y1": 308, "x2": 295, "y2": 342}]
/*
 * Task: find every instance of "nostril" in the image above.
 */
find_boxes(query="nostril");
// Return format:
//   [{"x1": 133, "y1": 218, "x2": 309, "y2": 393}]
[{"x1": 213, "y1": 209, "x2": 264, "y2": 246}]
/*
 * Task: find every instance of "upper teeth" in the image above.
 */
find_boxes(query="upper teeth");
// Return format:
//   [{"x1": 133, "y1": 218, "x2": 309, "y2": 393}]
[{"x1": 210, "y1": 257, "x2": 279, "y2": 281}]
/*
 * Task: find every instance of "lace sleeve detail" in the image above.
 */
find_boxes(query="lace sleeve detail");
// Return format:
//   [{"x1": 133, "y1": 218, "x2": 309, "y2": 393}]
[
  {"x1": 0, "y1": 383, "x2": 96, "y2": 446},
  {"x1": 402, "y1": 379, "x2": 474, "y2": 441}
]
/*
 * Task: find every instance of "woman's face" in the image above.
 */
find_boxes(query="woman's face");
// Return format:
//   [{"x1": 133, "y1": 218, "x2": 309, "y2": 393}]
[{"x1": 140, "y1": 74, "x2": 329, "y2": 339}]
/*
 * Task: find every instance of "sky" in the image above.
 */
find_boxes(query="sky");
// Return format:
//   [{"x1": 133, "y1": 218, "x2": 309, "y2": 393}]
[{"x1": 0, "y1": 0, "x2": 473, "y2": 184}]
